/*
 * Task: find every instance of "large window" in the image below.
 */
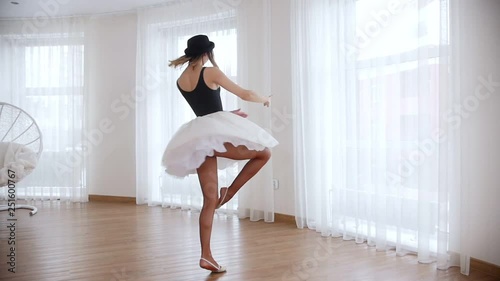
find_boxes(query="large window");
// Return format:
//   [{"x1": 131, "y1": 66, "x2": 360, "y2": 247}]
[
  {"x1": 139, "y1": 11, "x2": 240, "y2": 205},
  {"x1": 340, "y1": 0, "x2": 449, "y2": 250},
  {"x1": 24, "y1": 44, "x2": 85, "y2": 153},
  {"x1": 1, "y1": 32, "x2": 86, "y2": 199},
  {"x1": 292, "y1": 0, "x2": 451, "y2": 252}
]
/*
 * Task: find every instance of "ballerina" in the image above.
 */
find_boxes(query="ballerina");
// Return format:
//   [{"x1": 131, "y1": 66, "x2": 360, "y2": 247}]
[{"x1": 162, "y1": 34, "x2": 278, "y2": 273}]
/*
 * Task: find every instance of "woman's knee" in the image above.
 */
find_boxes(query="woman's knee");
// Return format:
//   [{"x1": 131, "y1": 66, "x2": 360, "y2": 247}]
[
  {"x1": 202, "y1": 192, "x2": 219, "y2": 207},
  {"x1": 258, "y1": 148, "x2": 271, "y2": 161}
]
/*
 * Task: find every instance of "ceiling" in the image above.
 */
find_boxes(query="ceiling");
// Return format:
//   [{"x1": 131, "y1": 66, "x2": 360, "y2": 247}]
[{"x1": 0, "y1": 0, "x2": 170, "y2": 19}]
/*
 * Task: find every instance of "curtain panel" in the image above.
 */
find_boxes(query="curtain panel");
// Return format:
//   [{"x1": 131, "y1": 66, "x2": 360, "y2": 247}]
[
  {"x1": 0, "y1": 17, "x2": 88, "y2": 202},
  {"x1": 135, "y1": 0, "x2": 275, "y2": 222},
  {"x1": 291, "y1": 0, "x2": 469, "y2": 273}
]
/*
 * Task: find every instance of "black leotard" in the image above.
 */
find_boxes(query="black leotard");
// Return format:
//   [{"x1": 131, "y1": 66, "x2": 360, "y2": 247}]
[{"x1": 177, "y1": 67, "x2": 223, "y2": 117}]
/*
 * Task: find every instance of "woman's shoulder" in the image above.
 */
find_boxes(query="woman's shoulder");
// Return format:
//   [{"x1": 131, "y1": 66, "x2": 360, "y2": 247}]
[{"x1": 203, "y1": 66, "x2": 223, "y2": 79}]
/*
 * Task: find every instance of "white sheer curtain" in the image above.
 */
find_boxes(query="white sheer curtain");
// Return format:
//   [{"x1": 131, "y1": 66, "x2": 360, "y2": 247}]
[
  {"x1": 292, "y1": 0, "x2": 469, "y2": 274},
  {"x1": 0, "y1": 18, "x2": 88, "y2": 202},
  {"x1": 136, "y1": 0, "x2": 274, "y2": 221}
]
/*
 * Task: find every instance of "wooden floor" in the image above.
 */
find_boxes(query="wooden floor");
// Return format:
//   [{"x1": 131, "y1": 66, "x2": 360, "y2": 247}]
[{"x1": 0, "y1": 201, "x2": 497, "y2": 281}]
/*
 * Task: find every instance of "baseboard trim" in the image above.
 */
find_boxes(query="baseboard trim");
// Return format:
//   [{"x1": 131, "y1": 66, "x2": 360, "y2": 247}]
[
  {"x1": 88, "y1": 195, "x2": 136, "y2": 204},
  {"x1": 275, "y1": 213, "x2": 296, "y2": 225},
  {"x1": 471, "y1": 258, "x2": 500, "y2": 279}
]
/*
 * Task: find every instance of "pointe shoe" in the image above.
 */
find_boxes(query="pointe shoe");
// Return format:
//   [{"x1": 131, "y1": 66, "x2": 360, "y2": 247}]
[
  {"x1": 216, "y1": 187, "x2": 229, "y2": 209},
  {"x1": 200, "y1": 258, "x2": 226, "y2": 273}
]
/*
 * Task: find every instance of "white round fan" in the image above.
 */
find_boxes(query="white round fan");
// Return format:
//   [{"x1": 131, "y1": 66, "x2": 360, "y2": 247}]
[{"x1": 0, "y1": 102, "x2": 43, "y2": 215}]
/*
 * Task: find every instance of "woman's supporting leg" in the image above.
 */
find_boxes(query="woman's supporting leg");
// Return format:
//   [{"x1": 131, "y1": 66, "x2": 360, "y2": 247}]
[
  {"x1": 196, "y1": 143, "x2": 271, "y2": 270},
  {"x1": 196, "y1": 156, "x2": 222, "y2": 271},
  {"x1": 214, "y1": 143, "x2": 271, "y2": 206}
]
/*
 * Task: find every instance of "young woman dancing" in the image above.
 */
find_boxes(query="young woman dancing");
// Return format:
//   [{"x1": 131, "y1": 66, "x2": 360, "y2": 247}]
[{"x1": 162, "y1": 34, "x2": 278, "y2": 273}]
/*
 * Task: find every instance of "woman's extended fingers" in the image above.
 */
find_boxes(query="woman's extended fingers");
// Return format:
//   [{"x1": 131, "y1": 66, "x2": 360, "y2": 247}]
[
  {"x1": 230, "y1": 108, "x2": 248, "y2": 118},
  {"x1": 238, "y1": 110, "x2": 248, "y2": 118}
]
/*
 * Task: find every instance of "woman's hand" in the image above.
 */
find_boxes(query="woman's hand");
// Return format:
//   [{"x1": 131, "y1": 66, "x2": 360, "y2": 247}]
[
  {"x1": 263, "y1": 95, "x2": 272, "y2": 107},
  {"x1": 230, "y1": 108, "x2": 248, "y2": 118}
]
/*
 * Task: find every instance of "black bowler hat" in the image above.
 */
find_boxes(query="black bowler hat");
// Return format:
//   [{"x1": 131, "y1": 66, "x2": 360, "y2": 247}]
[{"x1": 184, "y1": 35, "x2": 215, "y2": 57}]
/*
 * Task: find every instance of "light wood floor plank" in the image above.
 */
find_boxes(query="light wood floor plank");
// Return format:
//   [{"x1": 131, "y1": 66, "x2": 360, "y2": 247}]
[{"x1": 0, "y1": 201, "x2": 497, "y2": 281}]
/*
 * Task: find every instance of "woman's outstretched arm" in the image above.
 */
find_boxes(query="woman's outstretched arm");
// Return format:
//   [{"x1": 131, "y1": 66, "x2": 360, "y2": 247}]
[{"x1": 208, "y1": 67, "x2": 271, "y2": 106}]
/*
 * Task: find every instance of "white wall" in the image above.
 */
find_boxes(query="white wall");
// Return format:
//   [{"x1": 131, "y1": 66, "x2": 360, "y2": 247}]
[
  {"x1": 270, "y1": 0, "x2": 295, "y2": 216},
  {"x1": 459, "y1": 0, "x2": 500, "y2": 267},
  {"x1": 87, "y1": 13, "x2": 137, "y2": 197}
]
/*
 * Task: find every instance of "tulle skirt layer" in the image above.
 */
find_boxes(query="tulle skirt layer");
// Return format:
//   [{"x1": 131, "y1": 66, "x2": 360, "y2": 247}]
[{"x1": 162, "y1": 111, "x2": 278, "y2": 177}]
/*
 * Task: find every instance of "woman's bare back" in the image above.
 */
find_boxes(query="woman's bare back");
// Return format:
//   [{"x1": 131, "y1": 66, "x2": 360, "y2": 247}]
[{"x1": 177, "y1": 66, "x2": 218, "y2": 92}]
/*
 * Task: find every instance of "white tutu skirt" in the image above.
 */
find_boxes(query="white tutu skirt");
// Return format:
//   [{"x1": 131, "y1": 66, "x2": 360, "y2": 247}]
[{"x1": 162, "y1": 111, "x2": 279, "y2": 177}]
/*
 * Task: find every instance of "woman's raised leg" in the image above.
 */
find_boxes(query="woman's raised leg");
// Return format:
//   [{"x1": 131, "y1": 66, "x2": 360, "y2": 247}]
[{"x1": 213, "y1": 143, "x2": 271, "y2": 207}]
